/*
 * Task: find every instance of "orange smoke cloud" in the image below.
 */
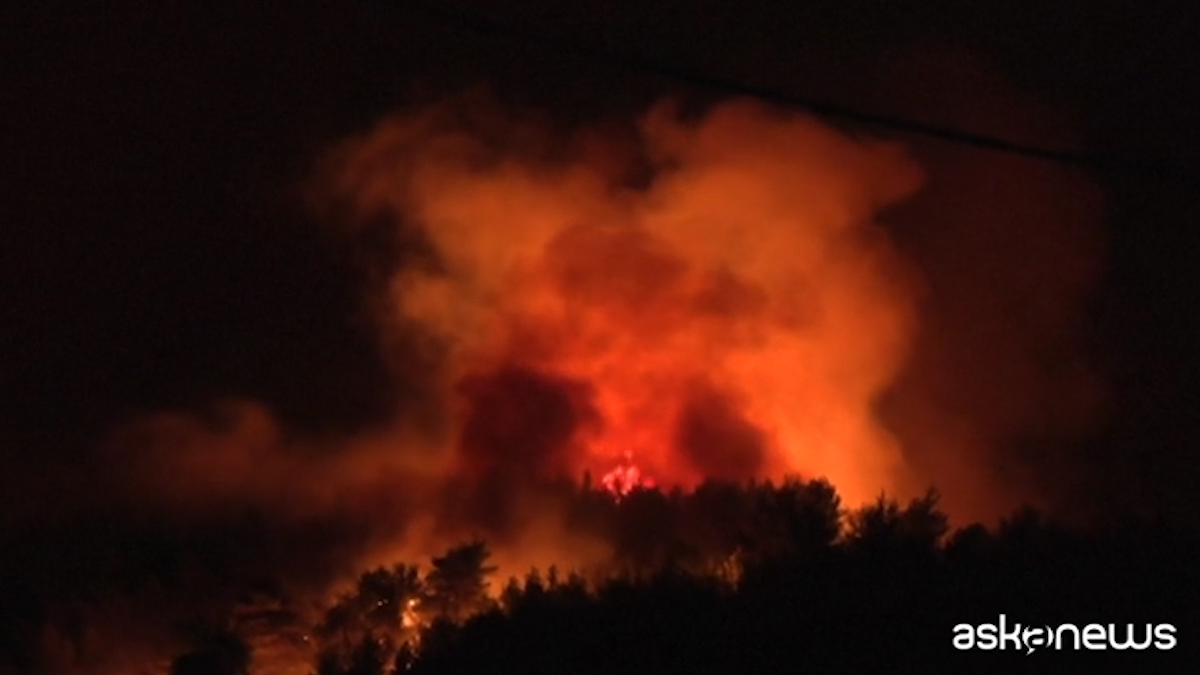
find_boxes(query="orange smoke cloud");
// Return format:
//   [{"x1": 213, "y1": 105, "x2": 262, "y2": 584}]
[
  {"x1": 319, "y1": 95, "x2": 927, "y2": 509},
  {"x1": 12, "y1": 89, "x2": 1110, "y2": 674}
]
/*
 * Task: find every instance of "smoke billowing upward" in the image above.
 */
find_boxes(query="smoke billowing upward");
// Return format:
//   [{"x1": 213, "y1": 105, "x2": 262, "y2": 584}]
[
  {"x1": 15, "y1": 90, "x2": 1108, "y2": 590},
  {"x1": 2, "y1": 88, "x2": 1114, "y2": 675},
  {"x1": 316, "y1": 95, "x2": 928, "y2": 512}
]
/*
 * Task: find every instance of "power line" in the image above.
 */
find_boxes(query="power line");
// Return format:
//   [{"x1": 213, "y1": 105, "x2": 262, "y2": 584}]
[{"x1": 393, "y1": 0, "x2": 1188, "y2": 178}]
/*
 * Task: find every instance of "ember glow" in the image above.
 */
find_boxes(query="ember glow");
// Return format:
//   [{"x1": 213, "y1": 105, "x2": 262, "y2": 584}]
[
  {"x1": 601, "y1": 451, "x2": 656, "y2": 499},
  {"x1": 320, "y1": 96, "x2": 926, "y2": 508}
]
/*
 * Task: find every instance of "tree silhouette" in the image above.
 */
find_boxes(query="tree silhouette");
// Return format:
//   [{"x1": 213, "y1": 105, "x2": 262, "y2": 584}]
[
  {"x1": 344, "y1": 633, "x2": 391, "y2": 675},
  {"x1": 357, "y1": 564, "x2": 423, "y2": 635},
  {"x1": 749, "y1": 476, "x2": 841, "y2": 561},
  {"x1": 681, "y1": 480, "x2": 751, "y2": 573},
  {"x1": 315, "y1": 563, "x2": 423, "y2": 672},
  {"x1": 169, "y1": 627, "x2": 250, "y2": 675},
  {"x1": 845, "y1": 489, "x2": 947, "y2": 561},
  {"x1": 294, "y1": 479, "x2": 1199, "y2": 675},
  {"x1": 424, "y1": 541, "x2": 497, "y2": 624},
  {"x1": 614, "y1": 486, "x2": 685, "y2": 573}
]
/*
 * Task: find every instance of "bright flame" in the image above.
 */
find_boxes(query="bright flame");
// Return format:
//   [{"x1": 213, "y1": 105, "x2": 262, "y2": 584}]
[{"x1": 600, "y1": 451, "x2": 657, "y2": 499}]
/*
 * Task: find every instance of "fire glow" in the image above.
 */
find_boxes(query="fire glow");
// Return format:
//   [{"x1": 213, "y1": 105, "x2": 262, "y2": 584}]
[
  {"x1": 320, "y1": 96, "x2": 927, "y2": 508},
  {"x1": 601, "y1": 451, "x2": 656, "y2": 499}
]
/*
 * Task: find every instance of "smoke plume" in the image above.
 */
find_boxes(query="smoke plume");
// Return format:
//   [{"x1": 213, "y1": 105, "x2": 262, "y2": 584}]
[
  {"x1": 8, "y1": 89, "x2": 1110, "y2": 674},
  {"x1": 315, "y1": 94, "x2": 928, "y2": 513}
]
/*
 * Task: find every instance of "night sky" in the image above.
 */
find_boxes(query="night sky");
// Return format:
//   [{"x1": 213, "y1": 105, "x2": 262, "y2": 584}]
[{"x1": 3, "y1": 0, "x2": 1199, "y2": 530}]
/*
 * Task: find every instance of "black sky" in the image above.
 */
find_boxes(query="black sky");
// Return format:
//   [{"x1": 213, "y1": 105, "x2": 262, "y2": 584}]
[{"x1": 2, "y1": 0, "x2": 1198, "y2": 525}]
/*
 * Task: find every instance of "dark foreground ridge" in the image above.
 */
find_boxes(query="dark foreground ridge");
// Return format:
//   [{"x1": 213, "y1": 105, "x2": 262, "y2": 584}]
[{"x1": 4, "y1": 478, "x2": 1198, "y2": 674}]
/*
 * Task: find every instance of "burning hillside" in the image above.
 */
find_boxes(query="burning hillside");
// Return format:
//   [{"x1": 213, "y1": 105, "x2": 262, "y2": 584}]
[{"x1": 5, "y1": 91, "x2": 1111, "y2": 675}]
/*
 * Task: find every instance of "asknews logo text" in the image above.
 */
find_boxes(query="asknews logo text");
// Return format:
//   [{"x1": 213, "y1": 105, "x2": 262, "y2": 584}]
[{"x1": 952, "y1": 615, "x2": 1176, "y2": 655}]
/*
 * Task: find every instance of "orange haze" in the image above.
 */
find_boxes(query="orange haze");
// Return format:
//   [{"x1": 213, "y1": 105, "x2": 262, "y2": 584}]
[{"x1": 318, "y1": 96, "x2": 927, "y2": 510}]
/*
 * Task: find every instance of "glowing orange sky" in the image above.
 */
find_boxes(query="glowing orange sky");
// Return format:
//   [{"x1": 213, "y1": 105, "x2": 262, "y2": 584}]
[{"x1": 325, "y1": 97, "x2": 927, "y2": 508}]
